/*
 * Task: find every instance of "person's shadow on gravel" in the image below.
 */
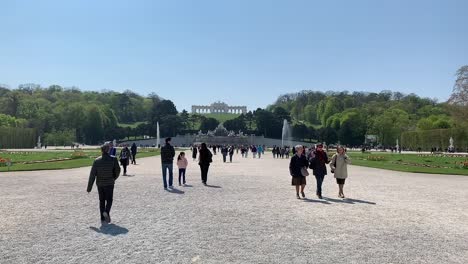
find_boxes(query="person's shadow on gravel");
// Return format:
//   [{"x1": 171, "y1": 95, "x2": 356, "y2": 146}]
[
  {"x1": 183, "y1": 184, "x2": 193, "y2": 187},
  {"x1": 89, "y1": 223, "x2": 129, "y2": 236},
  {"x1": 324, "y1": 197, "x2": 376, "y2": 205},
  {"x1": 302, "y1": 198, "x2": 331, "y2": 204},
  {"x1": 166, "y1": 188, "x2": 185, "y2": 194},
  {"x1": 205, "y1": 184, "x2": 222, "y2": 188}
]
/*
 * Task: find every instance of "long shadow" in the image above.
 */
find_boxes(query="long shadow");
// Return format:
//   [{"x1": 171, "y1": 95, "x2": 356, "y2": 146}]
[
  {"x1": 205, "y1": 184, "x2": 222, "y2": 188},
  {"x1": 302, "y1": 198, "x2": 331, "y2": 204},
  {"x1": 345, "y1": 198, "x2": 376, "y2": 205},
  {"x1": 323, "y1": 197, "x2": 376, "y2": 205},
  {"x1": 323, "y1": 197, "x2": 355, "y2": 204},
  {"x1": 89, "y1": 223, "x2": 129, "y2": 236},
  {"x1": 123, "y1": 174, "x2": 135, "y2": 177},
  {"x1": 166, "y1": 188, "x2": 185, "y2": 194},
  {"x1": 183, "y1": 184, "x2": 193, "y2": 188}
]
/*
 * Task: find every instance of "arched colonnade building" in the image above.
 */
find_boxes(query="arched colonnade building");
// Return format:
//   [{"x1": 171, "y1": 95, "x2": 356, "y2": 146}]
[{"x1": 191, "y1": 101, "x2": 247, "y2": 114}]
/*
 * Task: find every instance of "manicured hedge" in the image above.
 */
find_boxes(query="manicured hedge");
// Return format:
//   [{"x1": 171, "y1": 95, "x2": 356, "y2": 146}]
[
  {"x1": 401, "y1": 128, "x2": 468, "y2": 151},
  {"x1": 0, "y1": 127, "x2": 37, "y2": 148}
]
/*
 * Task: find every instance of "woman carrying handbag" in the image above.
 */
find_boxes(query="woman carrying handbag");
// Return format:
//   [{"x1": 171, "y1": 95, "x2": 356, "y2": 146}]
[
  {"x1": 330, "y1": 146, "x2": 351, "y2": 198},
  {"x1": 289, "y1": 145, "x2": 309, "y2": 199}
]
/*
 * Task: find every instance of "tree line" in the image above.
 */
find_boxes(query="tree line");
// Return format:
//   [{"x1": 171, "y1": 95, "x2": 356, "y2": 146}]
[{"x1": 1, "y1": 65, "x2": 466, "y2": 147}]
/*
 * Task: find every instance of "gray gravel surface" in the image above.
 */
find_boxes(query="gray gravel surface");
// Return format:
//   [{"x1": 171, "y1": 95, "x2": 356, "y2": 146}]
[{"x1": 1, "y1": 153, "x2": 467, "y2": 264}]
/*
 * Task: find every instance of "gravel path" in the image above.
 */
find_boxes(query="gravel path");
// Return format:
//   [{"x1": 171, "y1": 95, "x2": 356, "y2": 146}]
[{"x1": 1, "y1": 152, "x2": 467, "y2": 264}]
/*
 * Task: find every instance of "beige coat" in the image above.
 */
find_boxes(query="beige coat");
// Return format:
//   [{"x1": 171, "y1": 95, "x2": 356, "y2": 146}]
[{"x1": 330, "y1": 153, "x2": 351, "y2": 179}]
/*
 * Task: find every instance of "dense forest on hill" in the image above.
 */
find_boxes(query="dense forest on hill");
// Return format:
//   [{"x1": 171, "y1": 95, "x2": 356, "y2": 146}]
[{"x1": 1, "y1": 66, "x2": 466, "y2": 147}]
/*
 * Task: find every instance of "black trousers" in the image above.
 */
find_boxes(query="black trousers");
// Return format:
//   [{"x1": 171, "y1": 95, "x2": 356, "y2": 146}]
[
  {"x1": 200, "y1": 164, "x2": 210, "y2": 183},
  {"x1": 131, "y1": 154, "x2": 136, "y2": 164},
  {"x1": 97, "y1": 185, "x2": 114, "y2": 220}
]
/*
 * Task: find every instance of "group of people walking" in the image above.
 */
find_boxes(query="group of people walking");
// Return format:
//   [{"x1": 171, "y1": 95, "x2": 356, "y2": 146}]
[
  {"x1": 289, "y1": 143, "x2": 350, "y2": 200},
  {"x1": 272, "y1": 146, "x2": 291, "y2": 159},
  {"x1": 87, "y1": 140, "x2": 350, "y2": 224}
]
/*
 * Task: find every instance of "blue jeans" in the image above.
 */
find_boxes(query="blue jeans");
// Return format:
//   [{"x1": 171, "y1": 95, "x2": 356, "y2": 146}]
[
  {"x1": 179, "y1": 168, "x2": 186, "y2": 185},
  {"x1": 315, "y1": 175, "x2": 325, "y2": 195},
  {"x1": 162, "y1": 163, "x2": 173, "y2": 188}
]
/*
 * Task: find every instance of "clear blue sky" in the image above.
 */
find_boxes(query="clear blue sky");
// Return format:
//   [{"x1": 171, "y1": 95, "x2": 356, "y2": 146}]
[{"x1": 1, "y1": 0, "x2": 467, "y2": 112}]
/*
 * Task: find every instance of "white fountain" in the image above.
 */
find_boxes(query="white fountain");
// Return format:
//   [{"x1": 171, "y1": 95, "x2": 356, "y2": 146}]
[
  {"x1": 156, "y1": 121, "x2": 160, "y2": 148},
  {"x1": 282, "y1": 119, "x2": 292, "y2": 147},
  {"x1": 396, "y1": 139, "x2": 399, "y2": 152}
]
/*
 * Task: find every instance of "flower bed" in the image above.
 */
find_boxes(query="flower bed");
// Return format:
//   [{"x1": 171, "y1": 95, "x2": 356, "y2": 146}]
[
  {"x1": 0, "y1": 157, "x2": 12, "y2": 167},
  {"x1": 367, "y1": 155, "x2": 386, "y2": 161},
  {"x1": 459, "y1": 161, "x2": 468, "y2": 169}
]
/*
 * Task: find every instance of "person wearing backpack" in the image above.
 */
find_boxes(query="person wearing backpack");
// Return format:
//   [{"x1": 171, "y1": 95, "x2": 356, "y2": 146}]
[
  {"x1": 198, "y1": 143, "x2": 213, "y2": 185},
  {"x1": 330, "y1": 146, "x2": 351, "y2": 198},
  {"x1": 119, "y1": 144, "x2": 132, "y2": 176}
]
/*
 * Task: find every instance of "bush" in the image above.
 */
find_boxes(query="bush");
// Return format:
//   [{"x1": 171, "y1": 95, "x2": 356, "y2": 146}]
[
  {"x1": 71, "y1": 151, "x2": 88, "y2": 159},
  {"x1": 460, "y1": 161, "x2": 468, "y2": 169}
]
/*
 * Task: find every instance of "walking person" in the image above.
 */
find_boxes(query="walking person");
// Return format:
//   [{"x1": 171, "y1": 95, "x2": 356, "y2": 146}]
[
  {"x1": 330, "y1": 146, "x2": 351, "y2": 198},
  {"x1": 191, "y1": 145, "x2": 198, "y2": 161},
  {"x1": 87, "y1": 143, "x2": 121, "y2": 223},
  {"x1": 228, "y1": 145, "x2": 234, "y2": 162},
  {"x1": 257, "y1": 145, "x2": 263, "y2": 158},
  {"x1": 198, "y1": 143, "x2": 213, "y2": 185},
  {"x1": 119, "y1": 144, "x2": 131, "y2": 176},
  {"x1": 289, "y1": 145, "x2": 309, "y2": 199},
  {"x1": 309, "y1": 143, "x2": 329, "y2": 199},
  {"x1": 177, "y1": 152, "x2": 188, "y2": 186},
  {"x1": 161, "y1": 137, "x2": 176, "y2": 190},
  {"x1": 221, "y1": 146, "x2": 228, "y2": 162},
  {"x1": 109, "y1": 140, "x2": 117, "y2": 158},
  {"x1": 130, "y1": 143, "x2": 137, "y2": 165},
  {"x1": 252, "y1": 145, "x2": 257, "y2": 158}
]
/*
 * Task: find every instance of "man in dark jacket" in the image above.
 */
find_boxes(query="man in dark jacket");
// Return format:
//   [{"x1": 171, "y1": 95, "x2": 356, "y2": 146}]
[
  {"x1": 130, "y1": 143, "x2": 137, "y2": 165},
  {"x1": 87, "y1": 143, "x2": 121, "y2": 223},
  {"x1": 309, "y1": 143, "x2": 329, "y2": 199},
  {"x1": 160, "y1": 137, "x2": 176, "y2": 190}
]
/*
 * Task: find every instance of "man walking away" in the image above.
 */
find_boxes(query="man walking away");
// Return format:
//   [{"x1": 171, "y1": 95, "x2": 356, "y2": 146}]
[
  {"x1": 161, "y1": 137, "x2": 176, "y2": 190},
  {"x1": 131, "y1": 143, "x2": 137, "y2": 165},
  {"x1": 229, "y1": 145, "x2": 234, "y2": 162},
  {"x1": 221, "y1": 146, "x2": 228, "y2": 162},
  {"x1": 87, "y1": 143, "x2": 121, "y2": 223}
]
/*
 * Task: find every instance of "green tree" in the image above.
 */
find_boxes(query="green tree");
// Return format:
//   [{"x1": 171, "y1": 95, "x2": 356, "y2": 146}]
[{"x1": 199, "y1": 117, "x2": 219, "y2": 132}]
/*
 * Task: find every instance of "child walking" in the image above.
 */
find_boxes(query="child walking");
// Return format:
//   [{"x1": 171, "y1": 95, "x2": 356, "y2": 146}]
[{"x1": 177, "y1": 152, "x2": 188, "y2": 186}]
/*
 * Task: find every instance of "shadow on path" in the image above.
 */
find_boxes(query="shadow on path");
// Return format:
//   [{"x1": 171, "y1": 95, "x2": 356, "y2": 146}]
[
  {"x1": 205, "y1": 184, "x2": 222, "y2": 188},
  {"x1": 183, "y1": 184, "x2": 193, "y2": 188},
  {"x1": 89, "y1": 223, "x2": 129, "y2": 236},
  {"x1": 166, "y1": 188, "x2": 185, "y2": 194},
  {"x1": 302, "y1": 198, "x2": 331, "y2": 204},
  {"x1": 323, "y1": 197, "x2": 376, "y2": 205}
]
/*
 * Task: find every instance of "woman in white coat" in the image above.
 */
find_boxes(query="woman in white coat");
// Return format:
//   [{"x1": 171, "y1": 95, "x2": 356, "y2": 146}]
[{"x1": 330, "y1": 146, "x2": 351, "y2": 198}]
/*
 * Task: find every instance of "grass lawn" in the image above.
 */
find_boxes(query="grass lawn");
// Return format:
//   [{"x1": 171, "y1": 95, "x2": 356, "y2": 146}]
[
  {"x1": 347, "y1": 151, "x2": 468, "y2": 176},
  {"x1": 118, "y1": 121, "x2": 148, "y2": 128},
  {"x1": 197, "y1": 113, "x2": 240, "y2": 124},
  {"x1": 0, "y1": 148, "x2": 160, "y2": 172}
]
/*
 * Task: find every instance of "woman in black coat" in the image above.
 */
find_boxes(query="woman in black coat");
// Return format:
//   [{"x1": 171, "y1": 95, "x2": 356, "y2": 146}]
[
  {"x1": 289, "y1": 145, "x2": 309, "y2": 199},
  {"x1": 198, "y1": 143, "x2": 213, "y2": 185},
  {"x1": 191, "y1": 145, "x2": 198, "y2": 161}
]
